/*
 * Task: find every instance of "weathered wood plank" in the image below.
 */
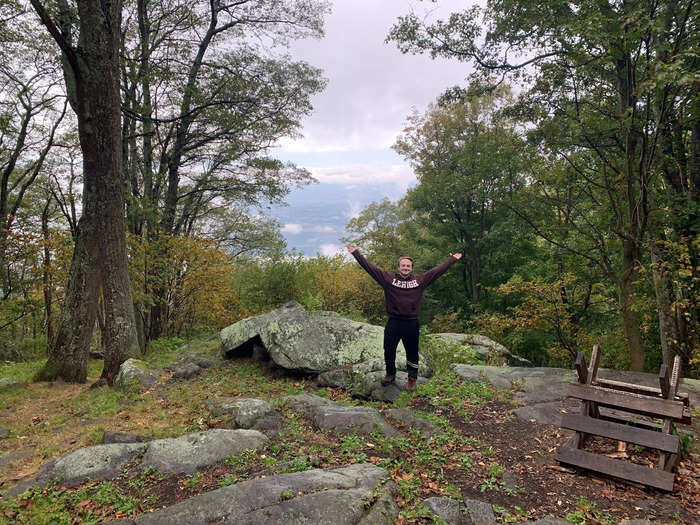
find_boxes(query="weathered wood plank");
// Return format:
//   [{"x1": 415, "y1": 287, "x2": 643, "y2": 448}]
[
  {"x1": 556, "y1": 447, "x2": 675, "y2": 491},
  {"x1": 588, "y1": 344, "x2": 600, "y2": 384},
  {"x1": 593, "y1": 379, "x2": 689, "y2": 405},
  {"x1": 659, "y1": 364, "x2": 669, "y2": 399},
  {"x1": 575, "y1": 352, "x2": 587, "y2": 384},
  {"x1": 567, "y1": 384, "x2": 685, "y2": 420},
  {"x1": 560, "y1": 414, "x2": 679, "y2": 453}
]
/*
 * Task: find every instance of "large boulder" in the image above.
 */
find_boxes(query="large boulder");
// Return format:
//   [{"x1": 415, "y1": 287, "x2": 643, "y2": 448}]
[
  {"x1": 220, "y1": 301, "x2": 432, "y2": 377},
  {"x1": 110, "y1": 463, "x2": 396, "y2": 525},
  {"x1": 428, "y1": 333, "x2": 532, "y2": 366}
]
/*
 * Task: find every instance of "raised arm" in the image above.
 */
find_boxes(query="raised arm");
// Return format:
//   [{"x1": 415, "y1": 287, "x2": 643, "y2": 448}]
[
  {"x1": 347, "y1": 246, "x2": 392, "y2": 286},
  {"x1": 419, "y1": 253, "x2": 461, "y2": 287}
]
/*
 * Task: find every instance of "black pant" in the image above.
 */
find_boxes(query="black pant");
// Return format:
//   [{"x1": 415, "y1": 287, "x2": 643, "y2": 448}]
[{"x1": 384, "y1": 317, "x2": 419, "y2": 379}]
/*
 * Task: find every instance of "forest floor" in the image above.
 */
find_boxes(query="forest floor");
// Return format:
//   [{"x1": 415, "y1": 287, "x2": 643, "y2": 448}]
[{"x1": 0, "y1": 335, "x2": 698, "y2": 524}]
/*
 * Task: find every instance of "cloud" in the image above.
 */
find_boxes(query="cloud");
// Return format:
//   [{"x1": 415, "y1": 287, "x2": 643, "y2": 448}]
[
  {"x1": 310, "y1": 163, "x2": 415, "y2": 187},
  {"x1": 281, "y1": 223, "x2": 304, "y2": 234},
  {"x1": 277, "y1": 0, "x2": 471, "y2": 154},
  {"x1": 319, "y1": 243, "x2": 344, "y2": 256}
]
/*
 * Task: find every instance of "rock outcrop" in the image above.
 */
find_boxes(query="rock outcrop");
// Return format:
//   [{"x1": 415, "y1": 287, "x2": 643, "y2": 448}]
[
  {"x1": 105, "y1": 464, "x2": 397, "y2": 525},
  {"x1": 220, "y1": 301, "x2": 433, "y2": 377}
]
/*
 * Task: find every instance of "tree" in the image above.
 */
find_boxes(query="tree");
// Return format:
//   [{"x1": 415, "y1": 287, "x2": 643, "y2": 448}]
[
  {"x1": 389, "y1": 0, "x2": 698, "y2": 371},
  {"x1": 29, "y1": 0, "x2": 140, "y2": 382},
  {"x1": 394, "y1": 88, "x2": 529, "y2": 313},
  {"x1": 118, "y1": 0, "x2": 328, "y2": 340},
  {"x1": 0, "y1": 3, "x2": 66, "y2": 298}
]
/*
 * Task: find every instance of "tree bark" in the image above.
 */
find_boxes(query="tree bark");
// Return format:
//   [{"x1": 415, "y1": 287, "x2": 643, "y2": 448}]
[
  {"x1": 32, "y1": 0, "x2": 140, "y2": 383},
  {"x1": 619, "y1": 239, "x2": 644, "y2": 371}
]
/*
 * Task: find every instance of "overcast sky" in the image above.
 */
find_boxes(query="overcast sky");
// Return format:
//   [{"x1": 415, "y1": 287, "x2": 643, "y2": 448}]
[{"x1": 271, "y1": 0, "x2": 476, "y2": 256}]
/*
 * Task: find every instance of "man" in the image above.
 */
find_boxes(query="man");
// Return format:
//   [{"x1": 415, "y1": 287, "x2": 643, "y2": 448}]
[{"x1": 346, "y1": 246, "x2": 462, "y2": 391}]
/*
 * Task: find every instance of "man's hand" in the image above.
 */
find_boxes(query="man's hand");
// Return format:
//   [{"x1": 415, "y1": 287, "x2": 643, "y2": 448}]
[
  {"x1": 451, "y1": 252, "x2": 462, "y2": 259},
  {"x1": 346, "y1": 245, "x2": 357, "y2": 253}
]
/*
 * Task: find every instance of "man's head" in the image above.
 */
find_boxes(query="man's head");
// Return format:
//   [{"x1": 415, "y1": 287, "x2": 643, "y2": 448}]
[{"x1": 397, "y1": 256, "x2": 413, "y2": 277}]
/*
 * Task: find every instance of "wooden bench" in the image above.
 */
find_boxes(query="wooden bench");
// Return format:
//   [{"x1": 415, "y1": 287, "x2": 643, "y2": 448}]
[{"x1": 555, "y1": 345, "x2": 689, "y2": 491}]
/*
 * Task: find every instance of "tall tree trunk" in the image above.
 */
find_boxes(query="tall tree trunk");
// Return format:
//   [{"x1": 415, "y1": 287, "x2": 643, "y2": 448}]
[
  {"x1": 620, "y1": 239, "x2": 644, "y2": 371},
  {"x1": 41, "y1": 198, "x2": 53, "y2": 349},
  {"x1": 32, "y1": 0, "x2": 139, "y2": 383}
]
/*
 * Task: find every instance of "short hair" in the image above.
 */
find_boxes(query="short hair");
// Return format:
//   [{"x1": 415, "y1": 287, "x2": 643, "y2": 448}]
[{"x1": 398, "y1": 256, "x2": 413, "y2": 265}]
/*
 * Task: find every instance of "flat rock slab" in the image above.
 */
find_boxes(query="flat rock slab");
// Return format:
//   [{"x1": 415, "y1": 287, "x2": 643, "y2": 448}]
[
  {"x1": 311, "y1": 405, "x2": 399, "y2": 437},
  {"x1": 220, "y1": 301, "x2": 432, "y2": 377},
  {"x1": 205, "y1": 397, "x2": 276, "y2": 428},
  {"x1": 47, "y1": 443, "x2": 146, "y2": 488},
  {"x1": 108, "y1": 463, "x2": 395, "y2": 525},
  {"x1": 141, "y1": 429, "x2": 268, "y2": 474},
  {"x1": 452, "y1": 364, "x2": 700, "y2": 428},
  {"x1": 383, "y1": 409, "x2": 444, "y2": 440},
  {"x1": 423, "y1": 497, "x2": 461, "y2": 524},
  {"x1": 284, "y1": 393, "x2": 398, "y2": 437}
]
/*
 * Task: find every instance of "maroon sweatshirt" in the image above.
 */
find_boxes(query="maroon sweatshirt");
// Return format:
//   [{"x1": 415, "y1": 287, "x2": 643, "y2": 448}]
[{"x1": 352, "y1": 250, "x2": 458, "y2": 320}]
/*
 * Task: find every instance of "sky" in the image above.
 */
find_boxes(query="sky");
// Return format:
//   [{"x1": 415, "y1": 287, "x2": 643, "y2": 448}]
[{"x1": 270, "y1": 1, "x2": 475, "y2": 256}]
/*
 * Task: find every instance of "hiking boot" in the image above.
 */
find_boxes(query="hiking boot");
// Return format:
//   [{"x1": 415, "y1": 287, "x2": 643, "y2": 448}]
[
  {"x1": 380, "y1": 375, "x2": 395, "y2": 386},
  {"x1": 406, "y1": 377, "x2": 417, "y2": 392}
]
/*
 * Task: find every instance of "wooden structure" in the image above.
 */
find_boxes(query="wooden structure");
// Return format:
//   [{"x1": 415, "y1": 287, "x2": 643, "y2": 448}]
[{"x1": 556, "y1": 345, "x2": 691, "y2": 491}]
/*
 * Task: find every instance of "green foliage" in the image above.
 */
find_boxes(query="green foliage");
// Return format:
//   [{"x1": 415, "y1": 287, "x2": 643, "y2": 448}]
[{"x1": 421, "y1": 335, "x2": 482, "y2": 375}]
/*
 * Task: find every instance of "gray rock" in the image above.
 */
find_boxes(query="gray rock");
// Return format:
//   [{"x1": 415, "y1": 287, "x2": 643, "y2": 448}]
[
  {"x1": 452, "y1": 365, "x2": 576, "y2": 404},
  {"x1": 205, "y1": 397, "x2": 276, "y2": 428},
  {"x1": 531, "y1": 520, "x2": 573, "y2": 525},
  {"x1": 617, "y1": 521, "x2": 654, "y2": 525},
  {"x1": 0, "y1": 377, "x2": 22, "y2": 389},
  {"x1": 101, "y1": 431, "x2": 154, "y2": 444},
  {"x1": 220, "y1": 301, "x2": 432, "y2": 377},
  {"x1": 114, "y1": 359, "x2": 159, "y2": 392},
  {"x1": 463, "y1": 498, "x2": 496, "y2": 525},
  {"x1": 318, "y1": 365, "x2": 429, "y2": 402},
  {"x1": 284, "y1": 393, "x2": 398, "y2": 436},
  {"x1": 171, "y1": 362, "x2": 202, "y2": 380},
  {"x1": 251, "y1": 411, "x2": 284, "y2": 435},
  {"x1": 357, "y1": 480, "x2": 399, "y2": 525},
  {"x1": 120, "y1": 463, "x2": 394, "y2": 525},
  {"x1": 429, "y1": 333, "x2": 532, "y2": 366},
  {"x1": 0, "y1": 427, "x2": 9, "y2": 439},
  {"x1": 194, "y1": 357, "x2": 222, "y2": 368},
  {"x1": 283, "y1": 393, "x2": 338, "y2": 416},
  {"x1": 311, "y1": 405, "x2": 399, "y2": 437},
  {"x1": 50, "y1": 443, "x2": 145, "y2": 487},
  {"x1": 140, "y1": 429, "x2": 267, "y2": 474},
  {"x1": 383, "y1": 408, "x2": 444, "y2": 439},
  {"x1": 423, "y1": 497, "x2": 462, "y2": 524}
]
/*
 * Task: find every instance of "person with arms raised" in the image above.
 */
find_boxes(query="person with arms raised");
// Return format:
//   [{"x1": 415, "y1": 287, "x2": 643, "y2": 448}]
[{"x1": 346, "y1": 246, "x2": 462, "y2": 391}]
